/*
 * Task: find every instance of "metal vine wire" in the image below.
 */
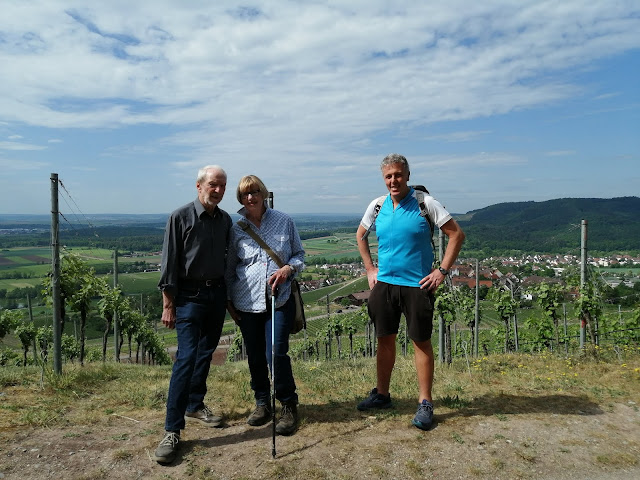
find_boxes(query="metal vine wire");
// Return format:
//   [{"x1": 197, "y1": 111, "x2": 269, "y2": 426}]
[{"x1": 56, "y1": 178, "x2": 104, "y2": 258}]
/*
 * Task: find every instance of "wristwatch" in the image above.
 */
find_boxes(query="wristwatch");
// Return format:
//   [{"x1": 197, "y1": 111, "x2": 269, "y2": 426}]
[{"x1": 438, "y1": 266, "x2": 449, "y2": 276}]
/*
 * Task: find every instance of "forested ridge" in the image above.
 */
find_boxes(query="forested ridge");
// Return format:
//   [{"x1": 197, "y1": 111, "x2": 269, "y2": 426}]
[
  {"x1": 1, "y1": 197, "x2": 638, "y2": 254},
  {"x1": 458, "y1": 196, "x2": 640, "y2": 254}
]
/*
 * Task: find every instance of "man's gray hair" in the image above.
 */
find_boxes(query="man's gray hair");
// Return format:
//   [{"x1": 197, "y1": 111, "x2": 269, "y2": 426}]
[
  {"x1": 380, "y1": 153, "x2": 410, "y2": 174},
  {"x1": 197, "y1": 165, "x2": 227, "y2": 183}
]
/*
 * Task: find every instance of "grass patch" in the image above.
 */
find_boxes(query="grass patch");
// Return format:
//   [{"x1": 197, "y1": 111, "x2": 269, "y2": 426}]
[
  {"x1": 596, "y1": 453, "x2": 638, "y2": 466},
  {"x1": 440, "y1": 394, "x2": 469, "y2": 409}
]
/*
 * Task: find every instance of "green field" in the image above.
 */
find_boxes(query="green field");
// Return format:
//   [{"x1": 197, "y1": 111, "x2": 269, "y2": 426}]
[
  {"x1": 0, "y1": 246, "x2": 161, "y2": 272},
  {"x1": 303, "y1": 233, "x2": 373, "y2": 261},
  {"x1": 0, "y1": 237, "x2": 361, "y2": 295},
  {"x1": 0, "y1": 246, "x2": 162, "y2": 292}
]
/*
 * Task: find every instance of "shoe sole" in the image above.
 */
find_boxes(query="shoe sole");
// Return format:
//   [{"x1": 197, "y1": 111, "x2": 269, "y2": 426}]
[
  {"x1": 247, "y1": 417, "x2": 272, "y2": 427},
  {"x1": 411, "y1": 419, "x2": 432, "y2": 431},
  {"x1": 151, "y1": 453, "x2": 176, "y2": 464},
  {"x1": 275, "y1": 426, "x2": 297, "y2": 436},
  {"x1": 356, "y1": 403, "x2": 392, "y2": 411},
  {"x1": 185, "y1": 416, "x2": 223, "y2": 428}
]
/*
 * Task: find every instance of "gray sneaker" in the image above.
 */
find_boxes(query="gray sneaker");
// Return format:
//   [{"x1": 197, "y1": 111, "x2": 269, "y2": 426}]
[
  {"x1": 412, "y1": 399, "x2": 434, "y2": 430},
  {"x1": 152, "y1": 431, "x2": 179, "y2": 464},
  {"x1": 185, "y1": 404, "x2": 223, "y2": 427}
]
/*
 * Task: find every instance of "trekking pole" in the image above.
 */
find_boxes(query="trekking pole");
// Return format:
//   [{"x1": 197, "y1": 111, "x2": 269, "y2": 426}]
[
  {"x1": 268, "y1": 190, "x2": 276, "y2": 458},
  {"x1": 271, "y1": 286, "x2": 277, "y2": 458}
]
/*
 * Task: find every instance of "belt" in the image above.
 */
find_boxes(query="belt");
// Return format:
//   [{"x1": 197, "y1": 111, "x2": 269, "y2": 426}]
[{"x1": 180, "y1": 278, "x2": 224, "y2": 289}]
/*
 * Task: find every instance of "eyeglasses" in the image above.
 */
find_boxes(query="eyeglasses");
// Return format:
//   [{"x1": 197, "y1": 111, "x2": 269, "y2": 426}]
[{"x1": 241, "y1": 190, "x2": 262, "y2": 199}]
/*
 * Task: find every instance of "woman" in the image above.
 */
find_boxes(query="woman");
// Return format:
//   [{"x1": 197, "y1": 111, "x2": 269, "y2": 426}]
[{"x1": 226, "y1": 175, "x2": 305, "y2": 435}]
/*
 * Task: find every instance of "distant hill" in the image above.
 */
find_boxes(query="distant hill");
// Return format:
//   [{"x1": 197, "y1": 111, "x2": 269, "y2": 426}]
[
  {"x1": 457, "y1": 197, "x2": 640, "y2": 254},
  {"x1": 2, "y1": 197, "x2": 638, "y2": 254}
]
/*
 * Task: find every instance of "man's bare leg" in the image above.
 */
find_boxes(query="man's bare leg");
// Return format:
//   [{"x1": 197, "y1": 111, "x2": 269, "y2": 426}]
[
  {"x1": 376, "y1": 334, "x2": 397, "y2": 395},
  {"x1": 413, "y1": 339, "x2": 434, "y2": 402}
]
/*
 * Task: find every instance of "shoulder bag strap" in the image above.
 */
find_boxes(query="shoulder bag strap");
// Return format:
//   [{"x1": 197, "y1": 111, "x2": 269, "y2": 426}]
[{"x1": 237, "y1": 220, "x2": 286, "y2": 268}]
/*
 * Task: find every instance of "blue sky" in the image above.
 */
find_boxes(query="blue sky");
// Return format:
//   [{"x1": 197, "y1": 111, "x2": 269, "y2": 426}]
[{"x1": 1, "y1": 1, "x2": 638, "y2": 216}]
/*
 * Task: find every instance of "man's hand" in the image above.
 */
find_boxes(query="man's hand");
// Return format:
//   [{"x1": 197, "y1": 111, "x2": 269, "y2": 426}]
[
  {"x1": 357, "y1": 224, "x2": 379, "y2": 290},
  {"x1": 419, "y1": 269, "x2": 446, "y2": 291},
  {"x1": 366, "y1": 268, "x2": 378, "y2": 290},
  {"x1": 162, "y1": 306, "x2": 176, "y2": 329},
  {"x1": 161, "y1": 290, "x2": 176, "y2": 329}
]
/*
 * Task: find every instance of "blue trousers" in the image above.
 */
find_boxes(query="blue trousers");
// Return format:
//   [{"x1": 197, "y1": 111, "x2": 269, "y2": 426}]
[
  {"x1": 239, "y1": 295, "x2": 298, "y2": 406},
  {"x1": 165, "y1": 285, "x2": 226, "y2": 432}
]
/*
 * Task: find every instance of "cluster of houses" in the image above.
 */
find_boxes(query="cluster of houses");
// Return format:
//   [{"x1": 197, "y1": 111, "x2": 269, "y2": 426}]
[
  {"x1": 314, "y1": 253, "x2": 640, "y2": 306},
  {"x1": 488, "y1": 253, "x2": 640, "y2": 269}
]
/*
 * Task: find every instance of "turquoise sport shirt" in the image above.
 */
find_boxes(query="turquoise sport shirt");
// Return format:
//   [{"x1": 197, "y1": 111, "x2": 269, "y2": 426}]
[{"x1": 360, "y1": 188, "x2": 451, "y2": 287}]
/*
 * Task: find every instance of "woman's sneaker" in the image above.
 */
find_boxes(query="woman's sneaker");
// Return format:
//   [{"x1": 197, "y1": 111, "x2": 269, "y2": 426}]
[
  {"x1": 412, "y1": 399, "x2": 434, "y2": 430},
  {"x1": 356, "y1": 388, "x2": 392, "y2": 411}
]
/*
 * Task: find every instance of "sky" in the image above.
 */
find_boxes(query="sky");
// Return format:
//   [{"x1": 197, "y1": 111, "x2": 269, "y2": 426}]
[{"x1": 1, "y1": 1, "x2": 639, "y2": 217}]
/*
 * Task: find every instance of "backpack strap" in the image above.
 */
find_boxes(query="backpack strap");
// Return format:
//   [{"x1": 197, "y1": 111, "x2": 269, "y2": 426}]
[
  {"x1": 360, "y1": 195, "x2": 386, "y2": 240},
  {"x1": 361, "y1": 190, "x2": 436, "y2": 253},
  {"x1": 414, "y1": 190, "x2": 436, "y2": 252}
]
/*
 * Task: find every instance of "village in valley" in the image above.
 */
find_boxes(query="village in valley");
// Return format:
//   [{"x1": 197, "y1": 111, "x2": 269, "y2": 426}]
[{"x1": 298, "y1": 252, "x2": 640, "y2": 307}]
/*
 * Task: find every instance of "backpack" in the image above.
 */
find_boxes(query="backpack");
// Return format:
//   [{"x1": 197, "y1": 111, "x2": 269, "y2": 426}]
[{"x1": 361, "y1": 185, "x2": 436, "y2": 252}]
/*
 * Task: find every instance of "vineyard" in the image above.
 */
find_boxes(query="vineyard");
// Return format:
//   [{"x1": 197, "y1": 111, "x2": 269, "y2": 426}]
[
  {"x1": 227, "y1": 272, "x2": 640, "y2": 367},
  {"x1": 1, "y1": 235, "x2": 639, "y2": 372}
]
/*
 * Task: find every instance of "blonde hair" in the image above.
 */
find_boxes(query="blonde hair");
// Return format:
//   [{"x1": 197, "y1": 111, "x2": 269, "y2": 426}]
[{"x1": 236, "y1": 175, "x2": 269, "y2": 203}]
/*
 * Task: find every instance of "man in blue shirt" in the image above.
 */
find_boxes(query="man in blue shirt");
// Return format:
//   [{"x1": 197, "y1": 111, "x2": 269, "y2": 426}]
[{"x1": 356, "y1": 154, "x2": 465, "y2": 430}]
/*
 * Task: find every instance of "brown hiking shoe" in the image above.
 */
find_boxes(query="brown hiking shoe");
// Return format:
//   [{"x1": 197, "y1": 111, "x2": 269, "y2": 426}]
[
  {"x1": 152, "y1": 431, "x2": 180, "y2": 464},
  {"x1": 275, "y1": 403, "x2": 298, "y2": 436},
  {"x1": 247, "y1": 405, "x2": 272, "y2": 426},
  {"x1": 185, "y1": 404, "x2": 223, "y2": 427}
]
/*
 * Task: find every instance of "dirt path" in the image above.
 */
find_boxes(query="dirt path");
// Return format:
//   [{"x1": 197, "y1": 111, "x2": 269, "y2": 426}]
[{"x1": 1, "y1": 400, "x2": 638, "y2": 479}]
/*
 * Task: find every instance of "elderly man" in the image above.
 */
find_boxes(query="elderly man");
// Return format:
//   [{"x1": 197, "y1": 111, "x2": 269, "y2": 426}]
[
  {"x1": 356, "y1": 154, "x2": 465, "y2": 430},
  {"x1": 152, "y1": 165, "x2": 232, "y2": 464}
]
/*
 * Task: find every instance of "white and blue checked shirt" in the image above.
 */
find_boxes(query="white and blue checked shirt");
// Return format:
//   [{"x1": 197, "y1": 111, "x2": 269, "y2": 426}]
[{"x1": 225, "y1": 205, "x2": 305, "y2": 312}]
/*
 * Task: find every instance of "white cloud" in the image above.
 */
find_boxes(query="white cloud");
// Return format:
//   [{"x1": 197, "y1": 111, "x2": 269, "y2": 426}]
[
  {"x1": 0, "y1": 1, "x2": 638, "y2": 214},
  {"x1": 545, "y1": 150, "x2": 576, "y2": 157},
  {"x1": 423, "y1": 131, "x2": 492, "y2": 143},
  {"x1": 0, "y1": 158, "x2": 49, "y2": 170},
  {"x1": 0, "y1": 141, "x2": 46, "y2": 151}
]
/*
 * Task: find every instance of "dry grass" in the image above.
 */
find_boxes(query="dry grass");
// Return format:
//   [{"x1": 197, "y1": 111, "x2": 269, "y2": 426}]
[
  {"x1": 0, "y1": 348, "x2": 639, "y2": 479},
  {"x1": 1, "y1": 348, "x2": 640, "y2": 428}
]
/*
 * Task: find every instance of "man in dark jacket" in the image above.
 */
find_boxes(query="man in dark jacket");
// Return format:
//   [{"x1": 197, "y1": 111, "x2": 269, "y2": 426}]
[{"x1": 152, "y1": 165, "x2": 232, "y2": 464}]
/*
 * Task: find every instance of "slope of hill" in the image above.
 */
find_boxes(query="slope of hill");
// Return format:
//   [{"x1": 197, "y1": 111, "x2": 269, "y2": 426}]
[
  {"x1": 458, "y1": 197, "x2": 640, "y2": 254},
  {"x1": 2, "y1": 197, "x2": 638, "y2": 254}
]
